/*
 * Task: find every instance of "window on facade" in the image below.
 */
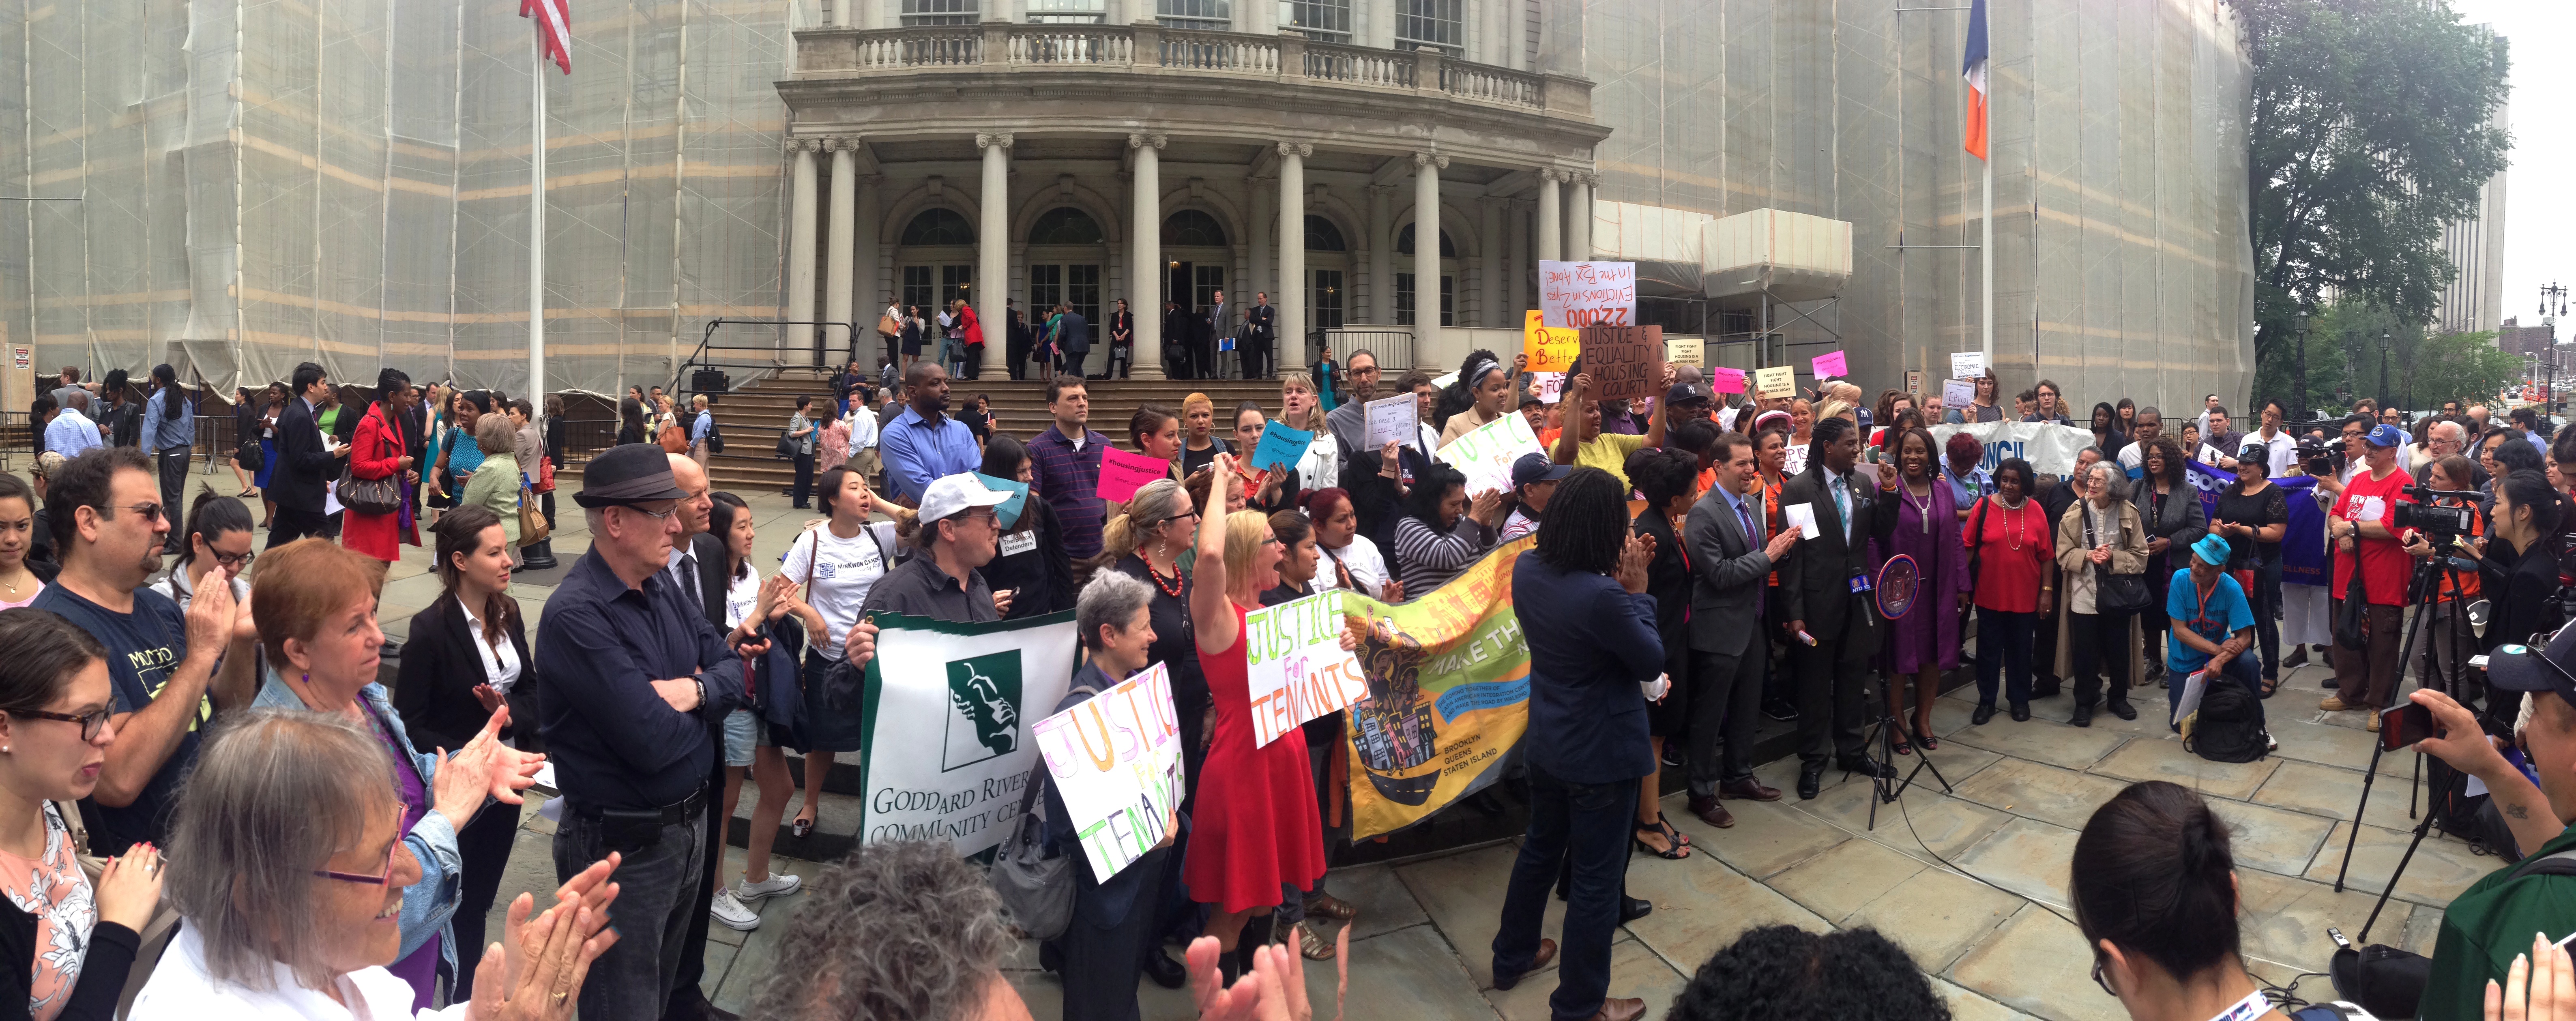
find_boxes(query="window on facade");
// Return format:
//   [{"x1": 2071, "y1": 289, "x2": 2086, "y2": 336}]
[
  {"x1": 1194, "y1": 265, "x2": 1227, "y2": 310},
  {"x1": 1394, "y1": 273, "x2": 1454, "y2": 327},
  {"x1": 941, "y1": 264, "x2": 975, "y2": 309},
  {"x1": 1304, "y1": 215, "x2": 1347, "y2": 252},
  {"x1": 1157, "y1": 0, "x2": 1231, "y2": 30},
  {"x1": 900, "y1": 0, "x2": 979, "y2": 26},
  {"x1": 1394, "y1": 223, "x2": 1457, "y2": 257},
  {"x1": 900, "y1": 207, "x2": 975, "y2": 247},
  {"x1": 1394, "y1": 0, "x2": 1464, "y2": 54},
  {"x1": 1161, "y1": 209, "x2": 1228, "y2": 248},
  {"x1": 1028, "y1": 207, "x2": 1105, "y2": 245},
  {"x1": 1310, "y1": 269, "x2": 1344, "y2": 329},
  {"x1": 903, "y1": 266, "x2": 935, "y2": 312},
  {"x1": 1029, "y1": 264, "x2": 1103, "y2": 324},
  {"x1": 1279, "y1": 0, "x2": 1351, "y2": 41},
  {"x1": 1027, "y1": 0, "x2": 1106, "y2": 24}
]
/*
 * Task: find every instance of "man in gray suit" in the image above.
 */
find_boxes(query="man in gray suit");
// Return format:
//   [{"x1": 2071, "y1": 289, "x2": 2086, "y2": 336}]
[{"x1": 1683, "y1": 432, "x2": 1798, "y2": 826}]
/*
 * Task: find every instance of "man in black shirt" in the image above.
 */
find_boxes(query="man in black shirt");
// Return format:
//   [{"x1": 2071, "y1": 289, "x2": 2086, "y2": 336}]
[{"x1": 859, "y1": 473, "x2": 1009, "y2": 623}]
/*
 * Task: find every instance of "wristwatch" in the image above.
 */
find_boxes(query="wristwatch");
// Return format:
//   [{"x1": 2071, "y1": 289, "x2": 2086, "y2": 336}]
[{"x1": 692, "y1": 676, "x2": 708, "y2": 714}]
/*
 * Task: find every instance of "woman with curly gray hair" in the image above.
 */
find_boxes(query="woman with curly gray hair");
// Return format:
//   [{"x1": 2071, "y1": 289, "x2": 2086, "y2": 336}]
[{"x1": 750, "y1": 839, "x2": 1023, "y2": 1021}]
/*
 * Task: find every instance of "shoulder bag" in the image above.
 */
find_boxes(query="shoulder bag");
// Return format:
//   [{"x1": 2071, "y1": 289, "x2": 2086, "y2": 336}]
[
  {"x1": 1962, "y1": 496, "x2": 1994, "y2": 588},
  {"x1": 987, "y1": 680, "x2": 1101, "y2": 941},
  {"x1": 334, "y1": 411, "x2": 406, "y2": 515},
  {"x1": 2087, "y1": 506, "x2": 2153, "y2": 613}
]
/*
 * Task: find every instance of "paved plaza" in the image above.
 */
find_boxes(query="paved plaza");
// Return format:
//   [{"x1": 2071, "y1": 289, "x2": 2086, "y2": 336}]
[{"x1": 194, "y1": 470, "x2": 2483, "y2": 1020}]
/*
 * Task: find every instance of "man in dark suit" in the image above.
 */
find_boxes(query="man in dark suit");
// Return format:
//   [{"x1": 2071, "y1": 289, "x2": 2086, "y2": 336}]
[
  {"x1": 1243, "y1": 291, "x2": 1276, "y2": 379},
  {"x1": 1202, "y1": 289, "x2": 1230, "y2": 380},
  {"x1": 657, "y1": 452, "x2": 747, "y2": 1021},
  {"x1": 1683, "y1": 433, "x2": 1798, "y2": 825},
  {"x1": 1005, "y1": 300, "x2": 1033, "y2": 381},
  {"x1": 1161, "y1": 300, "x2": 1192, "y2": 379},
  {"x1": 1057, "y1": 303, "x2": 1091, "y2": 379},
  {"x1": 265, "y1": 361, "x2": 348, "y2": 548},
  {"x1": 1775, "y1": 416, "x2": 1898, "y2": 798}
]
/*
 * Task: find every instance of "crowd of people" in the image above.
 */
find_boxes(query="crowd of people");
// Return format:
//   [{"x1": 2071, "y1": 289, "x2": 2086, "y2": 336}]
[{"x1": 9, "y1": 345, "x2": 2576, "y2": 1021}]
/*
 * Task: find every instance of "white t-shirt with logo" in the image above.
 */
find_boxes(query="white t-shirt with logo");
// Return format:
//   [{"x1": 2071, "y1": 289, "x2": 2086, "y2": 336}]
[
  {"x1": 779, "y1": 522, "x2": 897, "y2": 660},
  {"x1": 723, "y1": 564, "x2": 760, "y2": 631}
]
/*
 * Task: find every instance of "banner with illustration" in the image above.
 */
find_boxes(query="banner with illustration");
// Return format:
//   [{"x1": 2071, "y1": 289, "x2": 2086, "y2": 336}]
[
  {"x1": 858, "y1": 611, "x2": 1081, "y2": 859},
  {"x1": 1340, "y1": 536, "x2": 1538, "y2": 839},
  {"x1": 1926, "y1": 421, "x2": 2095, "y2": 475}
]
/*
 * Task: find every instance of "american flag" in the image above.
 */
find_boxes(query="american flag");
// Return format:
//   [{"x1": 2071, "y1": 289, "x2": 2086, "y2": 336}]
[{"x1": 523, "y1": 0, "x2": 572, "y2": 74}]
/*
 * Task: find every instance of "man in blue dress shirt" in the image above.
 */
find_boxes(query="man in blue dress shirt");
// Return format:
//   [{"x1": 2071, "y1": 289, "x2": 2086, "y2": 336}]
[
  {"x1": 878, "y1": 360, "x2": 981, "y2": 507},
  {"x1": 536, "y1": 444, "x2": 747, "y2": 1021}
]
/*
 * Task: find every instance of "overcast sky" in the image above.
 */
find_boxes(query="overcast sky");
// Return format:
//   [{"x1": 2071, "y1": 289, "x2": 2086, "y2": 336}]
[{"x1": 2451, "y1": 0, "x2": 2570, "y2": 332}]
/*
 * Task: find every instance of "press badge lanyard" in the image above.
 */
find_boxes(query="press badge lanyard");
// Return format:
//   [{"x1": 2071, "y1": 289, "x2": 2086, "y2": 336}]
[{"x1": 2205, "y1": 990, "x2": 2269, "y2": 1021}]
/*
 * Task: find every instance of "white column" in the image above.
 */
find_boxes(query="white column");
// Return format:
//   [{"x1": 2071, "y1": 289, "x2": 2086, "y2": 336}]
[
  {"x1": 1365, "y1": 184, "x2": 1391, "y2": 324},
  {"x1": 1568, "y1": 172, "x2": 1593, "y2": 261},
  {"x1": 825, "y1": 138, "x2": 858, "y2": 365},
  {"x1": 1413, "y1": 152, "x2": 1445, "y2": 352},
  {"x1": 1536, "y1": 169, "x2": 1561, "y2": 266},
  {"x1": 857, "y1": 173, "x2": 881, "y2": 356},
  {"x1": 787, "y1": 139, "x2": 819, "y2": 359},
  {"x1": 1278, "y1": 143, "x2": 1308, "y2": 370},
  {"x1": 1478, "y1": 195, "x2": 1501, "y2": 326},
  {"x1": 1504, "y1": 198, "x2": 1527, "y2": 317},
  {"x1": 1248, "y1": 177, "x2": 1271, "y2": 313},
  {"x1": 1130, "y1": 133, "x2": 1166, "y2": 380},
  {"x1": 977, "y1": 132, "x2": 1012, "y2": 378}
]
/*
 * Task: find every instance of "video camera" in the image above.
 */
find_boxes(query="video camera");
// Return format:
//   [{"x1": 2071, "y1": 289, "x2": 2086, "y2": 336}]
[
  {"x1": 2393, "y1": 480, "x2": 2479, "y2": 545},
  {"x1": 2296, "y1": 436, "x2": 2339, "y2": 476}
]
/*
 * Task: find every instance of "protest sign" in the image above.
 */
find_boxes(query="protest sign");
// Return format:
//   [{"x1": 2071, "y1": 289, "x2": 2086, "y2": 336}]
[
  {"x1": 974, "y1": 473, "x2": 1029, "y2": 530},
  {"x1": 1941, "y1": 378, "x2": 1976, "y2": 409},
  {"x1": 1095, "y1": 447, "x2": 1170, "y2": 503},
  {"x1": 1243, "y1": 592, "x2": 1370, "y2": 748},
  {"x1": 1708, "y1": 367, "x2": 1747, "y2": 394},
  {"x1": 1365, "y1": 394, "x2": 1418, "y2": 448},
  {"x1": 1579, "y1": 325, "x2": 1664, "y2": 401},
  {"x1": 1523, "y1": 310, "x2": 1582, "y2": 373},
  {"x1": 1950, "y1": 350, "x2": 1986, "y2": 380},
  {"x1": 1754, "y1": 365, "x2": 1797, "y2": 398},
  {"x1": 1531, "y1": 372, "x2": 1567, "y2": 404},
  {"x1": 1436, "y1": 411, "x2": 1543, "y2": 498},
  {"x1": 1812, "y1": 350, "x2": 1848, "y2": 380},
  {"x1": 1342, "y1": 537, "x2": 1536, "y2": 839},
  {"x1": 1666, "y1": 336, "x2": 1704, "y2": 368},
  {"x1": 1926, "y1": 421, "x2": 2097, "y2": 475},
  {"x1": 1249, "y1": 422, "x2": 1314, "y2": 472},
  {"x1": 859, "y1": 611, "x2": 1081, "y2": 858},
  {"x1": 1537, "y1": 261, "x2": 1638, "y2": 328},
  {"x1": 1028, "y1": 662, "x2": 1183, "y2": 878}
]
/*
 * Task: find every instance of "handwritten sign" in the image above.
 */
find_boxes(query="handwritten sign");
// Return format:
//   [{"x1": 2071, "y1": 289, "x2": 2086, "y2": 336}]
[
  {"x1": 1095, "y1": 446, "x2": 1171, "y2": 503},
  {"x1": 1754, "y1": 365, "x2": 1797, "y2": 399},
  {"x1": 1365, "y1": 394, "x2": 1418, "y2": 449},
  {"x1": 1950, "y1": 350, "x2": 1986, "y2": 380},
  {"x1": 1249, "y1": 422, "x2": 1314, "y2": 472},
  {"x1": 1531, "y1": 372, "x2": 1568, "y2": 405},
  {"x1": 1537, "y1": 261, "x2": 1638, "y2": 328},
  {"x1": 974, "y1": 473, "x2": 1030, "y2": 530},
  {"x1": 1942, "y1": 378, "x2": 1976, "y2": 410},
  {"x1": 1524, "y1": 310, "x2": 1582, "y2": 373},
  {"x1": 1243, "y1": 593, "x2": 1370, "y2": 748},
  {"x1": 1666, "y1": 336, "x2": 1704, "y2": 368},
  {"x1": 1436, "y1": 410, "x2": 1543, "y2": 498},
  {"x1": 1580, "y1": 325, "x2": 1664, "y2": 401},
  {"x1": 1812, "y1": 350, "x2": 1848, "y2": 380},
  {"x1": 1029, "y1": 662, "x2": 1184, "y2": 878},
  {"x1": 1709, "y1": 367, "x2": 1747, "y2": 394}
]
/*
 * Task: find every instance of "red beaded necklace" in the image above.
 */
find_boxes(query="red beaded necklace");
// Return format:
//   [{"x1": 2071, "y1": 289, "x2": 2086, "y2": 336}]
[{"x1": 1145, "y1": 558, "x2": 1186, "y2": 598}]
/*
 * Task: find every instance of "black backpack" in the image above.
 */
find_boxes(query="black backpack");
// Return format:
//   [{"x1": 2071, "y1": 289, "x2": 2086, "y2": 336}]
[
  {"x1": 705, "y1": 416, "x2": 725, "y2": 454},
  {"x1": 2186, "y1": 679, "x2": 2268, "y2": 763},
  {"x1": 2331, "y1": 848, "x2": 2576, "y2": 1018}
]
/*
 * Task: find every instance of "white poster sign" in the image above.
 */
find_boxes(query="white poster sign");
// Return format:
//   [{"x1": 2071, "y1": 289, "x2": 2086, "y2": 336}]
[
  {"x1": 1029, "y1": 662, "x2": 1184, "y2": 878},
  {"x1": 858, "y1": 611, "x2": 1081, "y2": 858},
  {"x1": 1950, "y1": 351, "x2": 1987, "y2": 380},
  {"x1": 1537, "y1": 260, "x2": 1638, "y2": 328},
  {"x1": 1533, "y1": 372, "x2": 1567, "y2": 404},
  {"x1": 1436, "y1": 410, "x2": 1545, "y2": 498},
  {"x1": 1926, "y1": 421, "x2": 2097, "y2": 475},
  {"x1": 1941, "y1": 378, "x2": 1977, "y2": 409},
  {"x1": 1364, "y1": 394, "x2": 1418, "y2": 450},
  {"x1": 1242, "y1": 593, "x2": 1370, "y2": 748}
]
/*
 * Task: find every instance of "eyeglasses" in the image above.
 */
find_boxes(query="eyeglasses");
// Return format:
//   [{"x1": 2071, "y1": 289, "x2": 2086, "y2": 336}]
[
  {"x1": 313, "y1": 802, "x2": 410, "y2": 886},
  {"x1": 13, "y1": 706, "x2": 109, "y2": 742},
  {"x1": 209, "y1": 549, "x2": 255, "y2": 570},
  {"x1": 2091, "y1": 955, "x2": 2117, "y2": 997},
  {"x1": 93, "y1": 502, "x2": 164, "y2": 524},
  {"x1": 620, "y1": 503, "x2": 678, "y2": 521}
]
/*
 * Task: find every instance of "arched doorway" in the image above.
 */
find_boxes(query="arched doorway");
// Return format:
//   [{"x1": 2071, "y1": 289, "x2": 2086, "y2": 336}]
[
  {"x1": 1025, "y1": 206, "x2": 1107, "y2": 327},
  {"x1": 896, "y1": 206, "x2": 976, "y2": 322},
  {"x1": 1395, "y1": 223, "x2": 1457, "y2": 328}
]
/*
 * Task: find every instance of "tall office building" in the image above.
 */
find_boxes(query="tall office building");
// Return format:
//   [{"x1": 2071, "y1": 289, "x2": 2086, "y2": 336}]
[{"x1": 2439, "y1": 25, "x2": 2510, "y2": 337}]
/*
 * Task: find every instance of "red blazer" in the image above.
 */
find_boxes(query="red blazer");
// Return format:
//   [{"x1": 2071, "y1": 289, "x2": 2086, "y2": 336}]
[
  {"x1": 352, "y1": 405, "x2": 404, "y2": 480},
  {"x1": 960, "y1": 305, "x2": 985, "y2": 348}
]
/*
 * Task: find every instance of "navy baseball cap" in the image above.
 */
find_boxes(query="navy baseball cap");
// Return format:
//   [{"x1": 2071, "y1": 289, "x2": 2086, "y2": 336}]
[
  {"x1": 1512, "y1": 452, "x2": 1573, "y2": 487},
  {"x1": 2490, "y1": 623, "x2": 2576, "y2": 704}
]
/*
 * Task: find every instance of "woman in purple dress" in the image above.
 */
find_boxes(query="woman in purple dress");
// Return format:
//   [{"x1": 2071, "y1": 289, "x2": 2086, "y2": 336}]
[{"x1": 1874, "y1": 426, "x2": 1975, "y2": 753}]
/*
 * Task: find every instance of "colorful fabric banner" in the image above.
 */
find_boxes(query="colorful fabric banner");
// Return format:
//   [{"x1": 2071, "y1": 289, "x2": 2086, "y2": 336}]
[
  {"x1": 1340, "y1": 537, "x2": 1537, "y2": 839},
  {"x1": 858, "y1": 611, "x2": 1081, "y2": 858}
]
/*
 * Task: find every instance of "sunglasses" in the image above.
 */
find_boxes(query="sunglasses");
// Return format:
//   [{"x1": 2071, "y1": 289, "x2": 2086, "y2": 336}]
[
  {"x1": 92, "y1": 502, "x2": 164, "y2": 524},
  {"x1": 313, "y1": 802, "x2": 411, "y2": 886}
]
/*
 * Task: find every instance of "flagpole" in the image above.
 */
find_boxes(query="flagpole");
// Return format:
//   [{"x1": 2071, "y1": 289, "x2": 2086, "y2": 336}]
[
  {"x1": 528, "y1": 22, "x2": 547, "y2": 405},
  {"x1": 1981, "y1": 148, "x2": 1993, "y2": 369}
]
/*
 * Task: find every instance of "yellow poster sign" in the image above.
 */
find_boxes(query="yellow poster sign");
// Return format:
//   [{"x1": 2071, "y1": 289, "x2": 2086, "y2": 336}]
[
  {"x1": 1523, "y1": 310, "x2": 1581, "y2": 374},
  {"x1": 1754, "y1": 365, "x2": 1798, "y2": 398}
]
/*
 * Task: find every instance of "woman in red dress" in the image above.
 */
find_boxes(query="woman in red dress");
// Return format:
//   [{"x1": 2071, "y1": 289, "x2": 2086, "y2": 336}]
[
  {"x1": 1184, "y1": 451, "x2": 1324, "y2": 981},
  {"x1": 341, "y1": 367, "x2": 418, "y2": 564}
]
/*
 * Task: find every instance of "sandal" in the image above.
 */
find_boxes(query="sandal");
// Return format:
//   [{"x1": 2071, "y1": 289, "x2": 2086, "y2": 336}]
[
  {"x1": 1655, "y1": 813, "x2": 1692, "y2": 847},
  {"x1": 791, "y1": 807, "x2": 818, "y2": 839},
  {"x1": 1914, "y1": 722, "x2": 1939, "y2": 753},
  {"x1": 1634, "y1": 824, "x2": 1689, "y2": 860},
  {"x1": 1296, "y1": 921, "x2": 1337, "y2": 961},
  {"x1": 1889, "y1": 726, "x2": 1913, "y2": 756},
  {"x1": 2259, "y1": 676, "x2": 2280, "y2": 699},
  {"x1": 1306, "y1": 893, "x2": 1361, "y2": 922}
]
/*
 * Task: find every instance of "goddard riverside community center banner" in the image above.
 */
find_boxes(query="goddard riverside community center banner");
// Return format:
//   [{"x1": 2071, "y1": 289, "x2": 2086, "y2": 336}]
[
  {"x1": 1341, "y1": 536, "x2": 1538, "y2": 840},
  {"x1": 857, "y1": 611, "x2": 1080, "y2": 859}
]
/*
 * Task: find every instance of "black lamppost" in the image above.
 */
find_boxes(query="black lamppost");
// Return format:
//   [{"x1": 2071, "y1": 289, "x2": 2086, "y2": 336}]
[
  {"x1": 2293, "y1": 315, "x2": 2310, "y2": 422},
  {"x1": 2379, "y1": 330, "x2": 2392, "y2": 410}
]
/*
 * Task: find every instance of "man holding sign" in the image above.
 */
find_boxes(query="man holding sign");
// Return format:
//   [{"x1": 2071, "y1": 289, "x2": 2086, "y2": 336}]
[
  {"x1": 1550, "y1": 364, "x2": 1672, "y2": 490},
  {"x1": 1036, "y1": 572, "x2": 1189, "y2": 1010}
]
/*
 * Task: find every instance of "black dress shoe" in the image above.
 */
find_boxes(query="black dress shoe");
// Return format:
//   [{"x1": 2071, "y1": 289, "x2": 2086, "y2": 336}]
[
  {"x1": 1796, "y1": 762, "x2": 1824, "y2": 800},
  {"x1": 1621, "y1": 895, "x2": 1653, "y2": 923},
  {"x1": 1972, "y1": 702, "x2": 1998, "y2": 725},
  {"x1": 2070, "y1": 703, "x2": 2093, "y2": 727},
  {"x1": 2009, "y1": 702, "x2": 2031, "y2": 722},
  {"x1": 1838, "y1": 757, "x2": 1897, "y2": 780},
  {"x1": 2107, "y1": 699, "x2": 2138, "y2": 721},
  {"x1": 1143, "y1": 947, "x2": 1187, "y2": 989}
]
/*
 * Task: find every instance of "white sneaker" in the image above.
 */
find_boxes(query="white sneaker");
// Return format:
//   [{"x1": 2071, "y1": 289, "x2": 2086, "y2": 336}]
[
  {"x1": 734, "y1": 873, "x2": 803, "y2": 903},
  {"x1": 709, "y1": 888, "x2": 760, "y2": 931}
]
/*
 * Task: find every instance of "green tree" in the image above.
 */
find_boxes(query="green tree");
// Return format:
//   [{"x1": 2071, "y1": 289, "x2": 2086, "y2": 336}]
[
  {"x1": 2231, "y1": 0, "x2": 2511, "y2": 365},
  {"x1": 2404, "y1": 330, "x2": 2518, "y2": 412}
]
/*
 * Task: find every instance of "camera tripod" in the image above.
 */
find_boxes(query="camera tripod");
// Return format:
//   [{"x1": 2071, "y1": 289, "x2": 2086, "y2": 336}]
[
  {"x1": 2330, "y1": 541, "x2": 2472, "y2": 893},
  {"x1": 1860, "y1": 681, "x2": 1954, "y2": 832}
]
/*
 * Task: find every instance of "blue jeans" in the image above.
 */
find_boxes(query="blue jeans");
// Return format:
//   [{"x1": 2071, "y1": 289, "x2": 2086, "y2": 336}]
[
  {"x1": 1494, "y1": 762, "x2": 1635, "y2": 1021},
  {"x1": 2166, "y1": 656, "x2": 2263, "y2": 729},
  {"x1": 1976, "y1": 609, "x2": 2037, "y2": 706},
  {"x1": 553, "y1": 808, "x2": 706, "y2": 1021}
]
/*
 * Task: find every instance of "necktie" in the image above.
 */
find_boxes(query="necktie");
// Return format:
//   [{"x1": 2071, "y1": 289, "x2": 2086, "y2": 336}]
[
  {"x1": 1738, "y1": 500, "x2": 1764, "y2": 620},
  {"x1": 674, "y1": 553, "x2": 703, "y2": 611},
  {"x1": 1833, "y1": 476, "x2": 1852, "y2": 542}
]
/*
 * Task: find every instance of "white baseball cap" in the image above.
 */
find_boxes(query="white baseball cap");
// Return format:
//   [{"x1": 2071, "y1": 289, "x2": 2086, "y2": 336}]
[{"x1": 919, "y1": 472, "x2": 1011, "y2": 525}]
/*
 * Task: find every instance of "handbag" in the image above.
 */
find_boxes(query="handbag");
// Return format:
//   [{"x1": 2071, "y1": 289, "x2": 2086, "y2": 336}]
[
  {"x1": 333, "y1": 412, "x2": 404, "y2": 515},
  {"x1": 517, "y1": 482, "x2": 551, "y2": 547},
  {"x1": 2085, "y1": 508, "x2": 2153, "y2": 613},
  {"x1": 986, "y1": 680, "x2": 1099, "y2": 941},
  {"x1": 657, "y1": 421, "x2": 688, "y2": 454},
  {"x1": 877, "y1": 313, "x2": 901, "y2": 337}
]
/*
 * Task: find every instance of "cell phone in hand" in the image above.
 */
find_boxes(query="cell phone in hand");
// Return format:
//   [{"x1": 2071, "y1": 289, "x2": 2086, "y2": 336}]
[{"x1": 2382, "y1": 701, "x2": 2438, "y2": 751}]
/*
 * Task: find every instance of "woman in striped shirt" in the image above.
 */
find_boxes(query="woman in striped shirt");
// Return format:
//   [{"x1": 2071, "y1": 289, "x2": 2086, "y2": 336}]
[{"x1": 1391, "y1": 461, "x2": 1506, "y2": 594}]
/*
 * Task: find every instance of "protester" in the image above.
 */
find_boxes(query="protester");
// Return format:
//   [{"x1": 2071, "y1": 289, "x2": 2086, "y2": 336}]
[
  {"x1": 1028, "y1": 375, "x2": 1111, "y2": 562},
  {"x1": 1627, "y1": 446, "x2": 1703, "y2": 854},
  {"x1": 535, "y1": 444, "x2": 744, "y2": 1020},
  {"x1": 1874, "y1": 427, "x2": 1969, "y2": 752},
  {"x1": 1549, "y1": 369, "x2": 1670, "y2": 490},
  {"x1": 1780, "y1": 418, "x2": 1898, "y2": 795},
  {"x1": 1438, "y1": 354, "x2": 1515, "y2": 447},
  {"x1": 1181, "y1": 452, "x2": 1320, "y2": 982},
  {"x1": 1491, "y1": 466, "x2": 1659, "y2": 1021},
  {"x1": 0, "y1": 473, "x2": 50, "y2": 609},
  {"x1": 2071, "y1": 781, "x2": 2300, "y2": 1021},
  {"x1": 1261, "y1": 510, "x2": 1320, "y2": 606},
  {"x1": 2134, "y1": 437, "x2": 2206, "y2": 684},
  {"x1": 1964, "y1": 457, "x2": 2053, "y2": 724},
  {"x1": 2115, "y1": 408, "x2": 2164, "y2": 476},
  {"x1": 879, "y1": 362, "x2": 980, "y2": 508},
  {"x1": 1130, "y1": 403, "x2": 1186, "y2": 486},
  {"x1": 1942, "y1": 431, "x2": 1991, "y2": 521},
  {"x1": 2087, "y1": 401, "x2": 2129, "y2": 463},
  {"x1": 1228, "y1": 402, "x2": 1297, "y2": 513},
  {"x1": 1665, "y1": 925, "x2": 1951, "y2": 1021},
  {"x1": 1181, "y1": 393, "x2": 1230, "y2": 477},
  {"x1": 979, "y1": 435, "x2": 1076, "y2": 620},
  {"x1": 0, "y1": 609, "x2": 162, "y2": 1021},
  {"x1": 1275, "y1": 372, "x2": 1338, "y2": 496},
  {"x1": 2052, "y1": 461, "x2": 2147, "y2": 727},
  {"x1": 2323, "y1": 423, "x2": 2415, "y2": 731},
  {"x1": 858, "y1": 473, "x2": 1010, "y2": 622},
  {"x1": 133, "y1": 708, "x2": 614, "y2": 1020},
  {"x1": 779, "y1": 465, "x2": 900, "y2": 837},
  {"x1": 1498, "y1": 452, "x2": 1567, "y2": 543},
  {"x1": 1305, "y1": 487, "x2": 1395, "y2": 601},
  {"x1": 2166, "y1": 533, "x2": 2262, "y2": 725},
  {"x1": 2213, "y1": 442, "x2": 2291, "y2": 691}
]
